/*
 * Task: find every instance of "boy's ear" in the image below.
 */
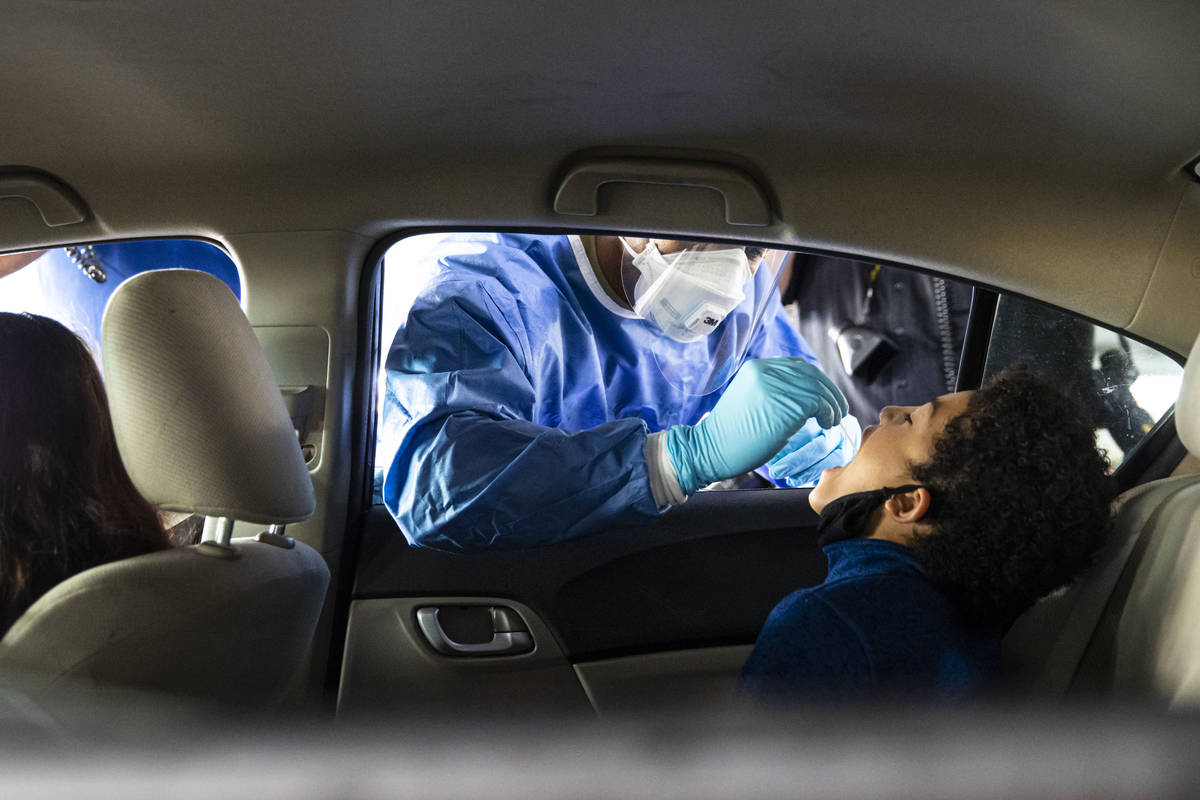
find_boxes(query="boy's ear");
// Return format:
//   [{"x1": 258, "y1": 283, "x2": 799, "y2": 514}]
[{"x1": 883, "y1": 487, "x2": 932, "y2": 525}]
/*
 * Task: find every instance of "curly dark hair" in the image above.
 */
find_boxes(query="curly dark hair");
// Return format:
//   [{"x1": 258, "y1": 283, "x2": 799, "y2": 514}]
[{"x1": 908, "y1": 366, "x2": 1116, "y2": 628}]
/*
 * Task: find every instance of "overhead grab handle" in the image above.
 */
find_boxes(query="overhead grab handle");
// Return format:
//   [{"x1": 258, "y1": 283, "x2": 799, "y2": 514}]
[
  {"x1": 553, "y1": 157, "x2": 772, "y2": 227},
  {"x1": 0, "y1": 169, "x2": 89, "y2": 227}
]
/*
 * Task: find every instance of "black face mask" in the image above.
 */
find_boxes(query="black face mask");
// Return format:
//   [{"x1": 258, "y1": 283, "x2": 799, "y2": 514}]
[{"x1": 816, "y1": 485, "x2": 926, "y2": 547}]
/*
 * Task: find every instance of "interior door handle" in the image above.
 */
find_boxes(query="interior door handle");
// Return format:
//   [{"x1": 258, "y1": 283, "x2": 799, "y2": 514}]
[{"x1": 416, "y1": 606, "x2": 534, "y2": 656}]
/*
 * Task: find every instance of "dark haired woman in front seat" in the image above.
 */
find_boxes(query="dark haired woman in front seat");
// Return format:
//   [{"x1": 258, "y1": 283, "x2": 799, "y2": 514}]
[{"x1": 0, "y1": 312, "x2": 171, "y2": 636}]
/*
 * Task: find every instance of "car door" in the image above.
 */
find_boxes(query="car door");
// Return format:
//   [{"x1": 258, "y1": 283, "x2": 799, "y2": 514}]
[{"x1": 333, "y1": 233, "x2": 1186, "y2": 719}]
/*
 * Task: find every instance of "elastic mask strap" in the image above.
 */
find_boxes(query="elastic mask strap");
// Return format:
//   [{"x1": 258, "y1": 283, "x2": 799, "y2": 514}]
[
  {"x1": 815, "y1": 484, "x2": 927, "y2": 547},
  {"x1": 620, "y1": 236, "x2": 662, "y2": 265}
]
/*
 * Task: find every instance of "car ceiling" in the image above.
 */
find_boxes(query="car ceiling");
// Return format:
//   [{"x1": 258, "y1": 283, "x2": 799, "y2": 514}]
[{"x1": 3, "y1": 1, "x2": 1200, "y2": 350}]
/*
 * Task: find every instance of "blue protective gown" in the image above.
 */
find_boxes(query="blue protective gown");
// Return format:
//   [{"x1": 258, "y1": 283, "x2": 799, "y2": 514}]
[
  {"x1": 382, "y1": 234, "x2": 816, "y2": 551},
  {"x1": 34, "y1": 240, "x2": 241, "y2": 355}
]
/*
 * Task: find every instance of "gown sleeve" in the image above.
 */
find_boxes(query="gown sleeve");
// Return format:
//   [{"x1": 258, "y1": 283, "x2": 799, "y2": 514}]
[{"x1": 381, "y1": 276, "x2": 661, "y2": 552}]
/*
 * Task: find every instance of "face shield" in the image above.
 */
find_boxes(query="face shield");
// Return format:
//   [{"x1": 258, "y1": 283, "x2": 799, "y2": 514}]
[{"x1": 618, "y1": 237, "x2": 786, "y2": 396}]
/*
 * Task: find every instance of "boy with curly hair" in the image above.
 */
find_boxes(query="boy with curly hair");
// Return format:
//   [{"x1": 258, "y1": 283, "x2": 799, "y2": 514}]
[{"x1": 739, "y1": 367, "x2": 1115, "y2": 699}]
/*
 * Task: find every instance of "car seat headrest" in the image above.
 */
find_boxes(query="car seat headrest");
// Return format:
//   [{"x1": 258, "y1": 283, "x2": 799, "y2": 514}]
[
  {"x1": 101, "y1": 269, "x2": 316, "y2": 524},
  {"x1": 1177, "y1": 328, "x2": 1200, "y2": 458}
]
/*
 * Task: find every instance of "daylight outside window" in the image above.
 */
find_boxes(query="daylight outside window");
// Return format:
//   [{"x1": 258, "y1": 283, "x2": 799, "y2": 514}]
[
  {"x1": 373, "y1": 233, "x2": 981, "y2": 511},
  {"x1": 0, "y1": 239, "x2": 241, "y2": 363},
  {"x1": 374, "y1": 234, "x2": 1185, "y2": 515}
]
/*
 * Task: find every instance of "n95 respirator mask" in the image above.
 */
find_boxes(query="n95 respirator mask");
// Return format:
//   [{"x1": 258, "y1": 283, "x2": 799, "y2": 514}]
[{"x1": 624, "y1": 240, "x2": 751, "y2": 343}]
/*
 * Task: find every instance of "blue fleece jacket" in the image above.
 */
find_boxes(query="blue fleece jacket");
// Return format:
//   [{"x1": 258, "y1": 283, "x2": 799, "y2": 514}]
[{"x1": 739, "y1": 538, "x2": 999, "y2": 700}]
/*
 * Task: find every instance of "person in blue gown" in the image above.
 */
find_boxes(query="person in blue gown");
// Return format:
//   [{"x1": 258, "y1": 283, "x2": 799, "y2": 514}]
[{"x1": 382, "y1": 233, "x2": 856, "y2": 552}]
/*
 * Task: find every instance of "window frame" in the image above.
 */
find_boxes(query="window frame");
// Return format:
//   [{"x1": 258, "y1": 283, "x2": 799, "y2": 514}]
[{"x1": 359, "y1": 230, "x2": 1188, "y2": 505}]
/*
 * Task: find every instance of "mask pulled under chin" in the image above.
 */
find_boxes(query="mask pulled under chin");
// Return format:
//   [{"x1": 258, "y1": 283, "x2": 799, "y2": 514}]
[{"x1": 816, "y1": 485, "x2": 926, "y2": 547}]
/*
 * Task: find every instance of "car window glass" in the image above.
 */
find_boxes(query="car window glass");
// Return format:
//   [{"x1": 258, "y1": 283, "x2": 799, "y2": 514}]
[
  {"x1": 0, "y1": 239, "x2": 241, "y2": 359},
  {"x1": 981, "y1": 294, "x2": 1183, "y2": 469},
  {"x1": 784, "y1": 254, "x2": 974, "y2": 426},
  {"x1": 372, "y1": 234, "x2": 971, "y2": 503}
]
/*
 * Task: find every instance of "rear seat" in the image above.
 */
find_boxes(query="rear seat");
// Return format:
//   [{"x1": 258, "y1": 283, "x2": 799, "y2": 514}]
[{"x1": 1003, "y1": 329, "x2": 1200, "y2": 708}]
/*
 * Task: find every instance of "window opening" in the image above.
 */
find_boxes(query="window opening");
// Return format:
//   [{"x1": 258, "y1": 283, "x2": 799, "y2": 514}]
[
  {"x1": 0, "y1": 239, "x2": 240, "y2": 360},
  {"x1": 982, "y1": 294, "x2": 1182, "y2": 469},
  {"x1": 371, "y1": 234, "x2": 974, "y2": 516}
]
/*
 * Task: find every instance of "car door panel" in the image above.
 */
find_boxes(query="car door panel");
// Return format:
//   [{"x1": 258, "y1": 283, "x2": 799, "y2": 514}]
[
  {"x1": 340, "y1": 489, "x2": 826, "y2": 714},
  {"x1": 343, "y1": 257, "x2": 1188, "y2": 717},
  {"x1": 573, "y1": 645, "x2": 753, "y2": 716},
  {"x1": 337, "y1": 595, "x2": 593, "y2": 718}
]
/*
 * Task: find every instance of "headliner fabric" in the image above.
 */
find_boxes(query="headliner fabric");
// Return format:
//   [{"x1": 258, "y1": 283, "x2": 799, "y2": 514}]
[
  {"x1": 0, "y1": 539, "x2": 330, "y2": 707},
  {"x1": 102, "y1": 269, "x2": 315, "y2": 523},
  {"x1": 4, "y1": 3, "x2": 1200, "y2": 351},
  {"x1": 1177, "y1": 330, "x2": 1200, "y2": 457}
]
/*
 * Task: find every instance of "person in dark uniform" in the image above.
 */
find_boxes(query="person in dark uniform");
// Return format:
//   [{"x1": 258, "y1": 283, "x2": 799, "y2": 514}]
[
  {"x1": 782, "y1": 254, "x2": 973, "y2": 423},
  {"x1": 784, "y1": 254, "x2": 1154, "y2": 461}
]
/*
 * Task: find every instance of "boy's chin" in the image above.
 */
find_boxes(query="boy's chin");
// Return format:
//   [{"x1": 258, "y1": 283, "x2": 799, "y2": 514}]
[
  {"x1": 807, "y1": 464, "x2": 848, "y2": 513},
  {"x1": 807, "y1": 478, "x2": 831, "y2": 513}
]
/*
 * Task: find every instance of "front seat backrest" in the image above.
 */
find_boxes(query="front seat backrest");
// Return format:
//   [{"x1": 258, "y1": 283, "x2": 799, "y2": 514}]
[
  {"x1": 0, "y1": 269, "x2": 328, "y2": 708},
  {"x1": 104, "y1": 268, "x2": 315, "y2": 524},
  {"x1": 1003, "y1": 329, "x2": 1200, "y2": 708}
]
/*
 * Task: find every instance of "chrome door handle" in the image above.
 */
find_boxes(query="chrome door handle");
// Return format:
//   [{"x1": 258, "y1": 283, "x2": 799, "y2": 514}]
[{"x1": 416, "y1": 606, "x2": 534, "y2": 656}]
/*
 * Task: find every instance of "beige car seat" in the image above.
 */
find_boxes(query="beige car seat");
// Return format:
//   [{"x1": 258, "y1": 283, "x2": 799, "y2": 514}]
[
  {"x1": 1004, "y1": 328, "x2": 1200, "y2": 708},
  {"x1": 0, "y1": 269, "x2": 329, "y2": 708}
]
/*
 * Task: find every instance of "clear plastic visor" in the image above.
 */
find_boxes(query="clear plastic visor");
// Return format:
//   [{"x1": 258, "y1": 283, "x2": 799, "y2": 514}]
[{"x1": 618, "y1": 238, "x2": 785, "y2": 396}]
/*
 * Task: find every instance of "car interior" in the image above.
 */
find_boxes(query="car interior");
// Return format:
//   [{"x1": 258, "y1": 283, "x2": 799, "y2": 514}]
[{"x1": 3, "y1": 1, "x2": 1200, "y2": 794}]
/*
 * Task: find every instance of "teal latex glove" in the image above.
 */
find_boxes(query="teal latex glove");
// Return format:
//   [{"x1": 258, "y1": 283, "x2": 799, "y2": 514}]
[
  {"x1": 664, "y1": 357, "x2": 848, "y2": 495},
  {"x1": 768, "y1": 415, "x2": 863, "y2": 488}
]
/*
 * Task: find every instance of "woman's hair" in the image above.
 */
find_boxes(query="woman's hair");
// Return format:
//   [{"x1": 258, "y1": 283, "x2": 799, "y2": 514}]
[
  {"x1": 0, "y1": 312, "x2": 169, "y2": 632},
  {"x1": 908, "y1": 366, "x2": 1116, "y2": 628}
]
